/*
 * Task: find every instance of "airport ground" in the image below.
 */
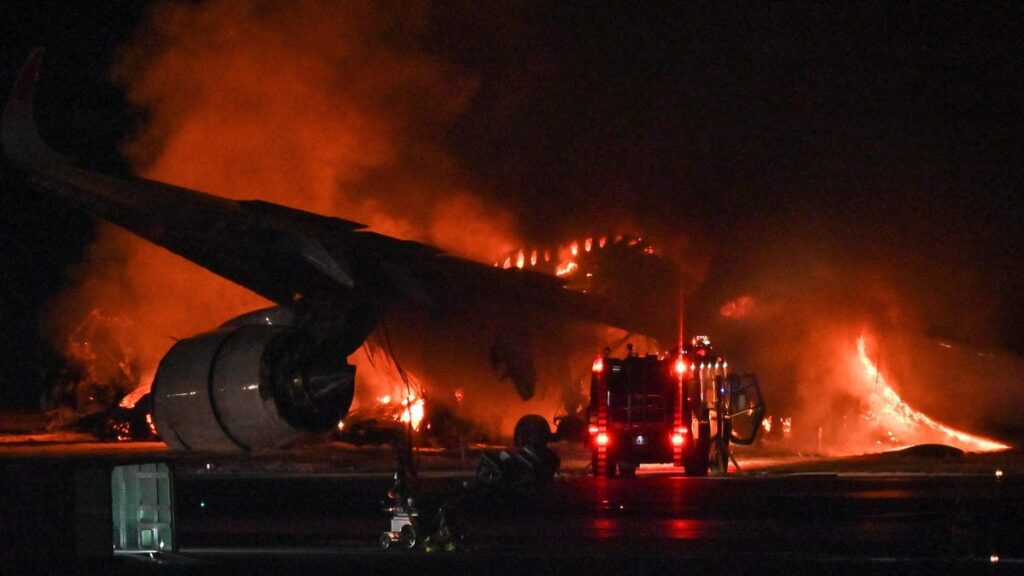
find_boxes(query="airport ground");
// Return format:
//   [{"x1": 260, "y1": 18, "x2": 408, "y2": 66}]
[{"x1": 1, "y1": 421, "x2": 1023, "y2": 574}]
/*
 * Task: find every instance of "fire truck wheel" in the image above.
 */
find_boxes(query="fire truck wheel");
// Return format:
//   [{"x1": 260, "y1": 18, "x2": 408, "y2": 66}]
[
  {"x1": 711, "y1": 435, "x2": 729, "y2": 475},
  {"x1": 684, "y1": 451, "x2": 709, "y2": 476},
  {"x1": 685, "y1": 422, "x2": 712, "y2": 476},
  {"x1": 603, "y1": 459, "x2": 618, "y2": 477},
  {"x1": 379, "y1": 533, "x2": 393, "y2": 550},
  {"x1": 400, "y1": 524, "x2": 417, "y2": 549},
  {"x1": 617, "y1": 461, "x2": 637, "y2": 478},
  {"x1": 513, "y1": 414, "x2": 552, "y2": 447}
]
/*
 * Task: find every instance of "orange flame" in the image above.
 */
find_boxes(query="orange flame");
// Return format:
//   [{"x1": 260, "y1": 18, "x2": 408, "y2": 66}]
[
  {"x1": 855, "y1": 336, "x2": 1008, "y2": 452},
  {"x1": 398, "y1": 393, "x2": 426, "y2": 431},
  {"x1": 118, "y1": 376, "x2": 152, "y2": 409},
  {"x1": 555, "y1": 261, "x2": 578, "y2": 277}
]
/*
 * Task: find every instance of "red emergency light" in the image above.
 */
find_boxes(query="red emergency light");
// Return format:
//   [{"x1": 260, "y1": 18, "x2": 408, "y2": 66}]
[
  {"x1": 674, "y1": 357, "x2": 687, "y2": 376},
  {"x1": 671, "y1": 426, "x2": 689, "y2": 446},
  {"x1": 592, "y1": 356, "x2": 604, "y2": 374},
  {"x1": 596, "y1": 432, "x2": 610, "y2": 447}
]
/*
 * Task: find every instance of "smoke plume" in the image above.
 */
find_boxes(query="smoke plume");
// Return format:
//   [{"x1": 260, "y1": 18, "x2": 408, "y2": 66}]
[{"x1": 46, "y1": 0, "x2": 519, "y2": 407}]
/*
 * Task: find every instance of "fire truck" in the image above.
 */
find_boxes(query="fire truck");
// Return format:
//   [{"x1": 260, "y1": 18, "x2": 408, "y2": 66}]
[{"x1": 586, "y1": 336, "x2": 765, "y2": 476}]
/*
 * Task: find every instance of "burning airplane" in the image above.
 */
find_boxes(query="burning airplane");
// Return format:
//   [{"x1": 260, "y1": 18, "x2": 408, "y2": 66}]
[{"x1": 4, "y1": 51, "x2": 684, "y2": 451}]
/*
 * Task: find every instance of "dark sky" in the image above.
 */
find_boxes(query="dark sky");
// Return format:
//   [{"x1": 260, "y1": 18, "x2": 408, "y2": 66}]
[{"x1": 2, "y1": 2, "x2": 1022, "y2": 409}]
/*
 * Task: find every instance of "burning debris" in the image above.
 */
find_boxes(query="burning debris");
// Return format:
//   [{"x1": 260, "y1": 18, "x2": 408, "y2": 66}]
[{"x1": 41, "y1": 309, "x2": 142, "y2": 431}]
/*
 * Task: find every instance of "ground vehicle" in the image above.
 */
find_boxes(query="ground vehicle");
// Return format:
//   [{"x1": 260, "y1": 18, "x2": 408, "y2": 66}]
[{"x1": 587, "y1": 337, "x2": 765, "y2": 476}]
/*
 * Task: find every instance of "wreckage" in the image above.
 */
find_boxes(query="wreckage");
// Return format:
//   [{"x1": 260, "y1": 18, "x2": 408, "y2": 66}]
[{"x1": 5, "y1": 50, "x2": 687, "y2": 451}]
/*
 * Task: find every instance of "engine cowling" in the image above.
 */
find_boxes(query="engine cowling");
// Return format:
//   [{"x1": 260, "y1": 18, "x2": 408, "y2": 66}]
[{"x1": 151, "y1": 315, "x2": 355, "y2": 451}]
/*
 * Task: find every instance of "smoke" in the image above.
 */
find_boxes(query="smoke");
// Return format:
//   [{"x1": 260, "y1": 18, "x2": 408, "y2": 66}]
[
  {"x1": 693, "y1": 221, "x2": 1023, "y2": 453},
  {"x1": 46, "y1": 0, "x2": 519, "y2": 407}
]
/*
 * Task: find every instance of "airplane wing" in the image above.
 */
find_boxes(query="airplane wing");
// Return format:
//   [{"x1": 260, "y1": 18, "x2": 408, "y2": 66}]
[
  {"x1": 4, "y1": 50, "x2": 678, "y2": 344},
  {"x1": 6, "y1": 51, "x2": 688, "y2": 451}
]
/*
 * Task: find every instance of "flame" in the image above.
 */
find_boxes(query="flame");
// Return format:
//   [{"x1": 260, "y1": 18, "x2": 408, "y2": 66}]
[
  {"x1": 855, "y1": 336, "x2": 1008, "y2": 452},
  {"x1": 118, "y1": 379, "x2": 151, "y2": 409},
  {"x1": 48, "y1": 0, "x2": 525, "y2": 428},
  {"x1": 555, "y1": 261, "x2": 578, "y2": 276},
  {"x1": 398, "y1": 393, "x2": 426, "y2": 431}
]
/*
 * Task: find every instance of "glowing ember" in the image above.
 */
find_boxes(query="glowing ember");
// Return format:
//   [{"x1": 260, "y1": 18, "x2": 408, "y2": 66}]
[{"x1": 855, "y1": 336, "x2": 1009, "y2": 452}]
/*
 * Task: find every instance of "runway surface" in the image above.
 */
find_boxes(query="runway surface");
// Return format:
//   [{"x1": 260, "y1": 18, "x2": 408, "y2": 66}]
[{"x1": 2, "y1": 439, "x2": 1022, "y2": 574}]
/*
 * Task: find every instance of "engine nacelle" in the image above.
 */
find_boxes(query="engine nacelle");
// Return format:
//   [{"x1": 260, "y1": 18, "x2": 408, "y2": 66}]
[{"x1": 151, "y1": 319, "x2": 355, "y2": 451}]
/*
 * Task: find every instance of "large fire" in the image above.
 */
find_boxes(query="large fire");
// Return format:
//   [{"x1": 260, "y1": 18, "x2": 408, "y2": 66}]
[
  {"x1": 854, "y1": 336, "x2": 1008, "y2": 452},
  {"x1": 47, "y1": 0, "x2": 520, "y2": 427}
]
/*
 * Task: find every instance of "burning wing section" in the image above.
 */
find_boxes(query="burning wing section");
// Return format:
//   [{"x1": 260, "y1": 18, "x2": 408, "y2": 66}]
[{"x1": 4, "y1": 51, "x2": 682, "y2": 451}]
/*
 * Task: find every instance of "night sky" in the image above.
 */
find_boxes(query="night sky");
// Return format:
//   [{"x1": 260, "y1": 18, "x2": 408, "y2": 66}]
[{"x1": 1, "y1": 2, "x2": 1022, "y2": 412}]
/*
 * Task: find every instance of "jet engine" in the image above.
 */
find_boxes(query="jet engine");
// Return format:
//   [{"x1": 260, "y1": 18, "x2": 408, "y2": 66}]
[{"x1": 151, "y1": 308, "x2": 355, "y2": 451}]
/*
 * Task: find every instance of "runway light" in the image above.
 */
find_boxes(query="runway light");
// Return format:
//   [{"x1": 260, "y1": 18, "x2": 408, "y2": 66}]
[
  {"x1": 990, "y1": 555, "x2": 999, "y2": 563},
  {"x1": 596, "y1": 433, "x2": 610, "y2": 447},
  {"x1": 995, "y1": 469, "x2": 1004, "y2": 478}
]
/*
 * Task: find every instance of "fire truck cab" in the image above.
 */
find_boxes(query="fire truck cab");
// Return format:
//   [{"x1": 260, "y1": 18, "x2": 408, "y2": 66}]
[{"x1": 587, "y1": 338, "x2": 764, "y2": 477}]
